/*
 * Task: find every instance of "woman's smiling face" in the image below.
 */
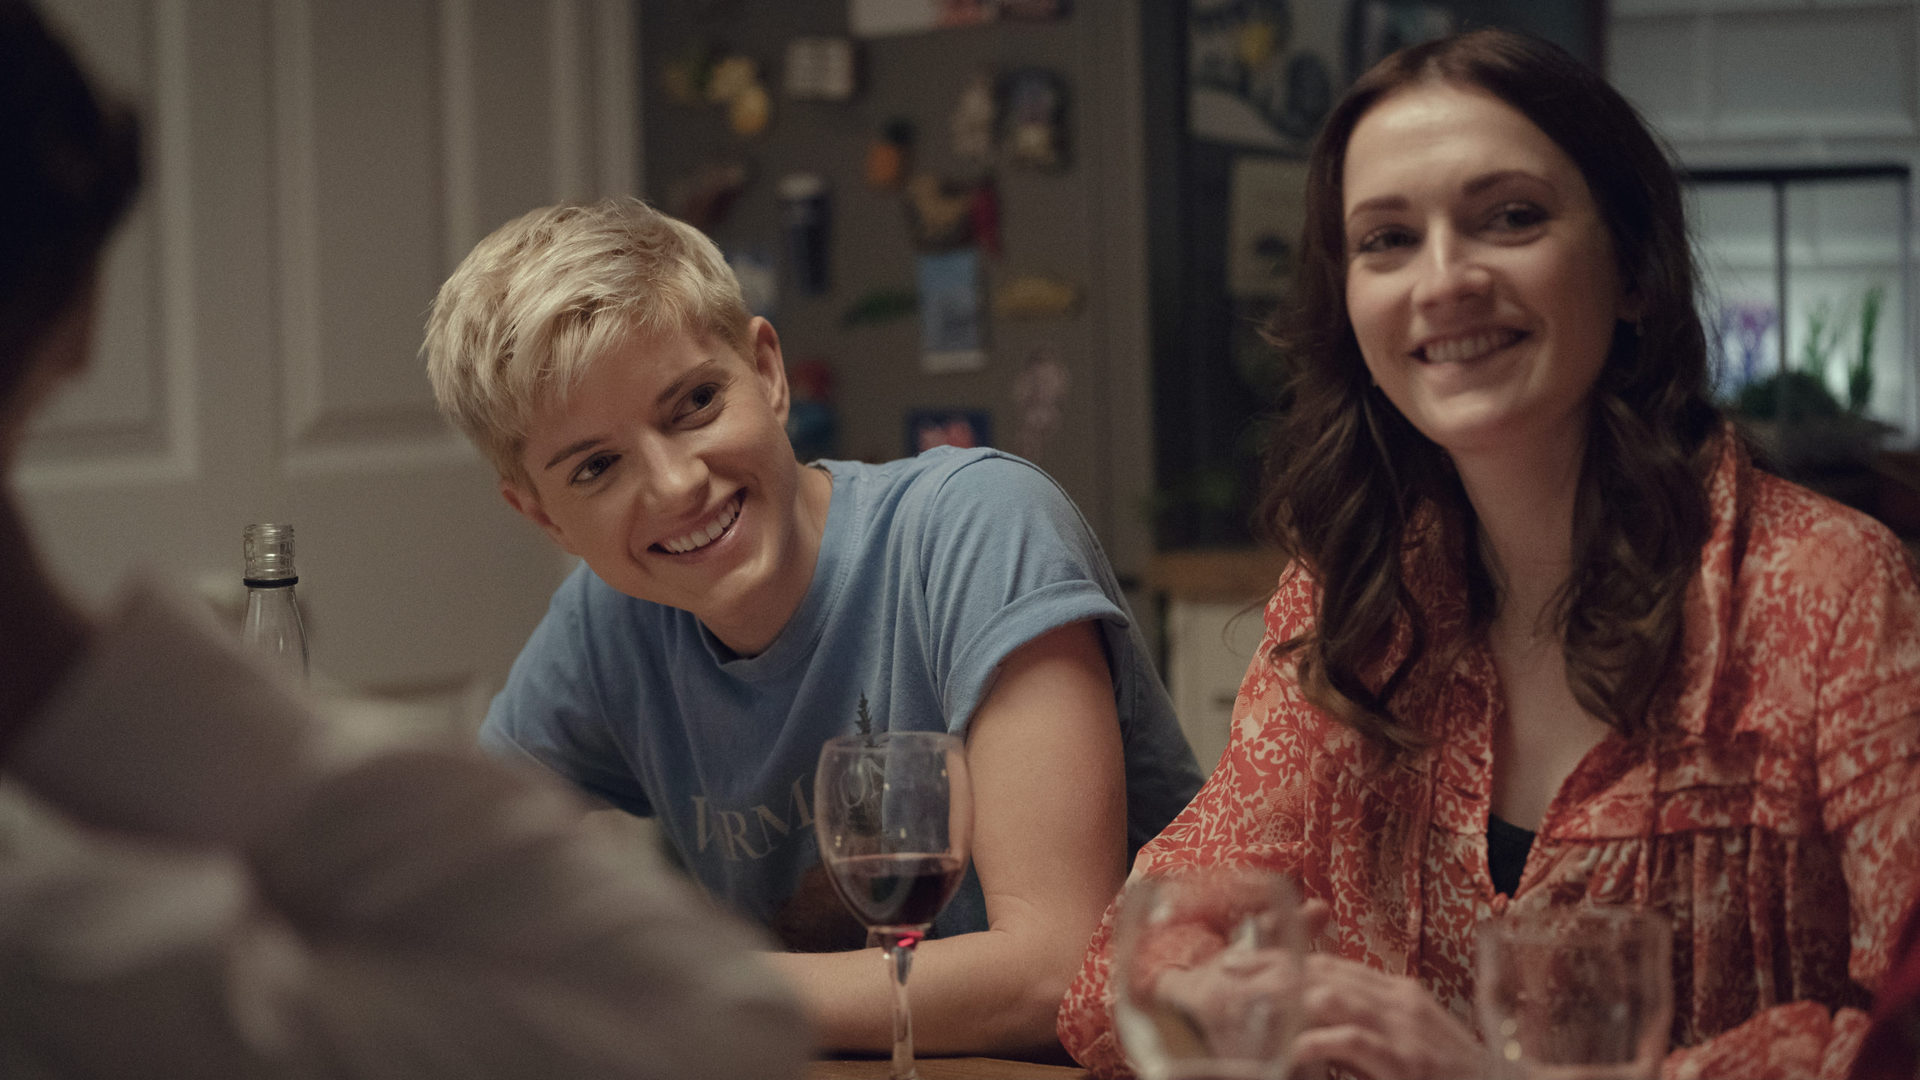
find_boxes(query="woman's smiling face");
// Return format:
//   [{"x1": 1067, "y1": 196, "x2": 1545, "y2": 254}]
[
  {"x1": 1340, "y1": 80, "x2": 1634, "y2": 463},
  {"x1": 501, "y1": 316, "x2": 827, "y2": 656}
]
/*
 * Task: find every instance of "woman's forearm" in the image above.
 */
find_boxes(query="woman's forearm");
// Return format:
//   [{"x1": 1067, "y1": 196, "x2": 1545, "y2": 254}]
[
  {"x1": 782, "y1": 620, "x2": 1130, "y2": 1059},
  {"x1": 769, "y1": 921, "x2": 1083, "y2": 1058}
]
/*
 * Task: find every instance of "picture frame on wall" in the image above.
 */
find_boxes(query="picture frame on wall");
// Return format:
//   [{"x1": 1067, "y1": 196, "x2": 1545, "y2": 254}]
[
  {"x1": 1186, "y1": 0, "x2": 1604, "y2": 150},
  {"x1": 1187, "y1": 0, "x2": 1341, "y2": 152}
]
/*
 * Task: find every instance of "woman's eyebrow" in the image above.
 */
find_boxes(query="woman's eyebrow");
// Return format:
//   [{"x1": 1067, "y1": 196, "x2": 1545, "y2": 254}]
[
  {"x1": 1347, "y1": 169, "x2": 1555, "y2": 222},
  {"x1": 653, "y1": 358, "x2": 728, "y2": 408},
  {"x1": 1462, "y1": 168, "x2": 1552, "y2": 197},
  {"x1": 544, "y1": 436, "x2": 604, "y2": 472},
  {"x1": 1346, "y1": 193, "x2": 1407, "y2": 221}
]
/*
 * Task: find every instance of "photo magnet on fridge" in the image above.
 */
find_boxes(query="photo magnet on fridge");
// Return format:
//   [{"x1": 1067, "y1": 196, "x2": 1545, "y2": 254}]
[{"x1": 917, "y1": 249, "x2": 987, "y2": 374}]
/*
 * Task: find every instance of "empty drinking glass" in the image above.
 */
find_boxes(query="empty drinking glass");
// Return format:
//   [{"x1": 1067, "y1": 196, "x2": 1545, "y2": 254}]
[
  {"x1": 1476, "y1": 906, "x2": 1673, "y2": 1080},
  {"x1": 1111, "y1": 866, "x2": 1307, "y2": 1080}
]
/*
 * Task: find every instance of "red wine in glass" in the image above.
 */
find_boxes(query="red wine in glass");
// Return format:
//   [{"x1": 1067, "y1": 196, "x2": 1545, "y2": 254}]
[
  {"x1": 826, "y1": 852, "x2": 967, "y2": 932},
  {"x1": 815, "y1": 731, "x2": 972, "y2": 1080}
]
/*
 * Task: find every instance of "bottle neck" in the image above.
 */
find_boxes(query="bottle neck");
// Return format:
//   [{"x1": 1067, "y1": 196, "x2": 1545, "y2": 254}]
[{"x1": 241, "y1": 580, "x2": 308, "y2": 681}]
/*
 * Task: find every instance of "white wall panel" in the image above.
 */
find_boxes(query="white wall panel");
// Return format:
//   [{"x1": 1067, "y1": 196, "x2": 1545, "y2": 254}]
[
  {"x1": 29, "y1": 214, "x2": 166, "y2": 453},
  {"x1": 548, "y1": 0, "x2": 587, "y2": 203},
  {"x1": 1609, "y1": 15, "x2": 1708, "y2": 138},
  {"x1": 31, "y1": 3, "x2": 155, "y2": 441},
  {"x1": 22, "y1": 0, "x2": 638, "y2": 716},
  {"x1": 469, "y1": 0, "x2": 555, "y2": 231},
  {"x1": 277, "y1": 0, "x2": 451, "y2": 462},
  {"x1": 22, "y1": 0, "x2": 194, "y2": 484},
  {"x1": 1714, "y1": 8, "x2": 1915, "y2": 137},
  {"x1": 593, "y1": 0, "x2": 638, "y2": 197}
]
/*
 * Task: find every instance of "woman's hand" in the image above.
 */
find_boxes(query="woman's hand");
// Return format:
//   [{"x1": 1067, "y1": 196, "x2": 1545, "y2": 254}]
[
  {"x1": 1150, "y1": 943, "x2": 1300, "y2": 1059},
  {"x1": 1122, "y1": 896, "x2": 1477, "y2": 1079},
  {"x1": 1291, "y1": 954, "x2": 1484, "y2": 1080}
]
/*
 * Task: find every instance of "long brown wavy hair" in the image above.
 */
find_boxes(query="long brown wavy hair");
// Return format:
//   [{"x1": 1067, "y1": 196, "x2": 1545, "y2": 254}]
[{"x1": 1260, "y1": 28, "x2": 1722, "y2": 754}]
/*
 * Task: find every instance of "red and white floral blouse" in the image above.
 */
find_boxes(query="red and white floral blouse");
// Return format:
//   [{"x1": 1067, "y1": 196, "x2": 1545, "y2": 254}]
[{"x1": 1059, "y1": 437, "x2": 1920, "y2": 1079}]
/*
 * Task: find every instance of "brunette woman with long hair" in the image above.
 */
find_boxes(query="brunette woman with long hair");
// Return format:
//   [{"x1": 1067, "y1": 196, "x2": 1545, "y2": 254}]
[{"x1": 1057, "y1": 27, "x2": 1920, "y2": 1080}]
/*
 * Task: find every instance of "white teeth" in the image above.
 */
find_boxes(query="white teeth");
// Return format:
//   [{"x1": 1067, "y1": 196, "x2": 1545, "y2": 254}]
[
  {"x1": 1422, "y1": 330, "x2": 1520, "y2": 365},
  {"x1": 660, "y1": 495, "x2": 741, "y2": 554}
]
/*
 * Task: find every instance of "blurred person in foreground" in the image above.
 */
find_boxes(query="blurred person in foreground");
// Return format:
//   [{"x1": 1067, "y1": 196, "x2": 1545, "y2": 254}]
[
  {"x1": 1057, "y1": 27, "x2": 1920, "y2": 1080},
  {"x1": 0, "y1": 3, "x2": 808, "y2": 1076}
]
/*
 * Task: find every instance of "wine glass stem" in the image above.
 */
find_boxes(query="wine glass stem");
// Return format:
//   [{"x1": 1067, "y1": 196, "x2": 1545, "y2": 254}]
[{"x1": 885, "y1": 940, "x2": 917, "y2": 1080}]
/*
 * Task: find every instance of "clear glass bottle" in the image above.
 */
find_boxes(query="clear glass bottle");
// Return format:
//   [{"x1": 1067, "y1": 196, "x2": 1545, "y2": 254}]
[{"x1": 241, "y1": 522, "x2": 309, "y2": 682}]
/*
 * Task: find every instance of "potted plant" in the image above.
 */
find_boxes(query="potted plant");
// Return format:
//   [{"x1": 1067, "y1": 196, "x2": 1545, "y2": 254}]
[{"x1": 1735, "y1": 286, "x2": 1893, "y2": 509}]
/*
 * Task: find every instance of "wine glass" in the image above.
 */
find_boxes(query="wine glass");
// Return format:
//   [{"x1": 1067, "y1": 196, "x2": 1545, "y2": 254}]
[
  {"x1": 1110, "y1": 866, "x2": 1307, "y2": 1080},
  {"x1": 1476, "y1": 906, "x2": 1673, "y2": 1080},
  {"x1": 814, "y1": 731, "x2": 973, "y2": 1080}
]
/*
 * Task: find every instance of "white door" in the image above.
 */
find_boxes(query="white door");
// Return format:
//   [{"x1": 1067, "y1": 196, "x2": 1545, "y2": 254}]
[{"x1": 20, "y1": 0, "x2": 638, "y2": 735}]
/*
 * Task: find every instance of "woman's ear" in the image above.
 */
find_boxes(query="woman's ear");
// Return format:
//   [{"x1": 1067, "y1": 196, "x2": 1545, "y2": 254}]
[
  {"x1": 746, "y1": 316, "x2": 791, "y2": 423},
  {"x1": 500, "y1": 479, "x2": 577, "y2": 556}
]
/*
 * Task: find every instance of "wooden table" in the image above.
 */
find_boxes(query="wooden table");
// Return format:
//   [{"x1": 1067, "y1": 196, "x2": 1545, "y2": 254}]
[{"x1": 807, "y1": 1058, "x2": 1089, "y2": 1079}]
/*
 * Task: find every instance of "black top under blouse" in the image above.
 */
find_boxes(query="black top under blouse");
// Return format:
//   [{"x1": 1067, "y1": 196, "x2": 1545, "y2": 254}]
[{"x1": 1487, "y1": 813, "x2": 1536, "y2": 896}]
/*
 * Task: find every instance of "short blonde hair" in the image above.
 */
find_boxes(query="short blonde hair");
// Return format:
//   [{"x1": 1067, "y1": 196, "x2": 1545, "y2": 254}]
[{"x1": 423, "y1": 197, "x2": 752, "y2": 480}]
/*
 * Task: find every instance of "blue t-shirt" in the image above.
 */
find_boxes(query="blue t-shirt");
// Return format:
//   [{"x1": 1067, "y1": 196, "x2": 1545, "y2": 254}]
[{"x1": 481, "y1": 448, "x2": 1203, "y2": 939}]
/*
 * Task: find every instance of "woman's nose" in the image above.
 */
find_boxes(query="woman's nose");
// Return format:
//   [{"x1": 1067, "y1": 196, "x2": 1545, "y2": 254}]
[
  {"x1": 1410, "y1": 230, "x2": 1492, "y2": 310},
  {"x1": 635, "y1": 439, "x2": 707, "y2": 512}
]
